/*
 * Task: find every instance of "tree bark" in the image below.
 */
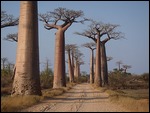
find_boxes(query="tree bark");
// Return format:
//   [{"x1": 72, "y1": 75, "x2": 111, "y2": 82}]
[
  {"x1": 67, "y1": 51, "x2": 74, "y2": 82},
  {"x1": 11, "y1": 1, "x2": 42, "y2": 96},
  {"x1": 90, "y1": 49, "x2": 94, "y2": 84},
  {"x1": 101, "y1": 43, "x2": 108, "y2": 86},
  {"x1": 95, "y1": 37, "x2": 102, "y2": 87},
  {"x1": 53, "y1": 29, "x2": 66, "y2": 88}
]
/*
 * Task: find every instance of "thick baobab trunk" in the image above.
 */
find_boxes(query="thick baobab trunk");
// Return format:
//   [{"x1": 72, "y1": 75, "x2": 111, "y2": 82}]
[
  {"x1": 11, "y1": 1, "x2": 42, "y2": 96},
  {"x1": 71, "y1": 52, "x2": 75, "y2": 76},
  {"x1": 74, "y1": 61, "x2": 80, "y2": 82},
  {"x1": 95, "y1": 37, "x2": 102, "y2": 87},
  {"x1": 101, "y1": 43, "x2": 108, "y2": 86},
  {"x1": 90, "y1": 50, "x2": 94, "y2": 84},
  {"x1": 74, "y1": 61, "x2": 78, "y2": 78},
  {"x1": 67, "y1": 51, "x2": 74, "y2": 82},
  {"x1": 53, "y1": 29, "x2": 66, "y2": 88}
]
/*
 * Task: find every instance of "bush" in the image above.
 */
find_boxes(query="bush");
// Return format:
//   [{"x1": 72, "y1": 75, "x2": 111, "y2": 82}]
[
  {"x1": 140, "y1": 73, "x2": 149, "y2": 82},
  {"x1": 108, "y1": 72, "x2": 129, "y2": 89},
  {"x1": 108, "y1": 71, "x2": 149, "y2": 90},
  {"x1": 40, "y1": 74, "x2": 53, "y2": 89},
  {"x1": 74, "y1": 75, "x2": 89, "y2": 83},
  {"x1": 40, "y1": 68, "x2": 54, "y2": 89}
]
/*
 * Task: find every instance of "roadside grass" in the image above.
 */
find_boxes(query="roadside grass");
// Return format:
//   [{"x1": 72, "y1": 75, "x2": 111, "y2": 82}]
[
  {"x1": 1, "y1": 82, "x2": 76, "y2": 112},
  {"x1": 42, "y1": 83, "x2": 76, "y2": 98},
  {"x1": 92, "y1": 84, "x2": 149, "y2": 112},
  {"x1": 106, "y1": 88, "x2": 149, "y2": 112},
  {"x1": 1, "y1": 95, "x2": 43, "y2": 112}
]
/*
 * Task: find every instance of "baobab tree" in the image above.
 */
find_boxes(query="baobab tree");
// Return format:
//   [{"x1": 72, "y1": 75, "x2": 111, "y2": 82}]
[
  {"x1": 75, "y1": 21, "x2": 103, "y2": 86},
  {"x1": 70, "y1": 45, "x2": 78, "y2": 78},
  {"x1": 39, "y1": 7, "x2": 88, "y2": 88},
  {"x1": 107, "y1": 56, "x2": 113, "y2": 61},
  {"x1": 101, "y1": 30, "x2": 123, "y2": 86},
  {"x1": 11, "y1": 1, "x2": 42, "y2": 96},
  {"x1": 82, "y1": 42, "x2": 96, "y2": 84},
  {"x1": 77, "y1": 60, "x2": 84, "y2": 78},
  {"x1": 1, "y1": 10, "x2": 19, "y2": 28},
  {"x1": 65, "y1": 44, "x2": 77, "y2": 83},
  {"x1": 75, "y1": 20, "x2": 123, "y2": 87},
  {"x1": 73, "y1": 49, "x2": 84, "y2": 79},
  {"x1": 116, "y1": 60, "x2": 123, "y2": 71},
  {"x1": 122, "y1": 64, "x2": 132, "y2": 73}
]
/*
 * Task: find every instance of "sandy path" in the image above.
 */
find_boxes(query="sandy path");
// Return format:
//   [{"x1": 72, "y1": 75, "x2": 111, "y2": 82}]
[{"x1": 21, "y1": 83, "x2": 130, "y2": 112}]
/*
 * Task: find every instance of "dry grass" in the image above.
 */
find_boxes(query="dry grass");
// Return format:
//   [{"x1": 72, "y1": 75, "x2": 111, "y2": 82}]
[
  {"x1": 92, "y1": 84, "x2": 149, "y2": 112},
  {"x1": 42, "y1": 82, "x2": 76, "y2": 98},
  {"x1": 1, "y1": 83, "x2": 76, "y2": 112},
  {"x1": 106, "y1": 89, "x2": 149, "y2": 112},
  {"x1": 1, "y1": 95, "x2": 43, "y2": 112},
  {"x1": 42, "y1": 88, "x2": 66, "y2": 98}
]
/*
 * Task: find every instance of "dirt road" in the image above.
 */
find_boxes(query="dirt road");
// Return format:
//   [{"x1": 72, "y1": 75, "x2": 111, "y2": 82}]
[{"x1": 21, "y1": 83, "x2": 129, "y2": 112}]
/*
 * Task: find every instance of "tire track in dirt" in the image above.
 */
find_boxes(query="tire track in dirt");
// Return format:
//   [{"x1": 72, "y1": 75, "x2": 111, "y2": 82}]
[{"x1": 21, "y1": 83, "x2": 130, "y2": 112}]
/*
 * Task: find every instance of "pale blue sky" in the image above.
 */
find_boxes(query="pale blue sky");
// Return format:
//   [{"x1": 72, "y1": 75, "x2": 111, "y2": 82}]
[{"x1": 1, "y1": 1, "x2": 149, "y2": 75}]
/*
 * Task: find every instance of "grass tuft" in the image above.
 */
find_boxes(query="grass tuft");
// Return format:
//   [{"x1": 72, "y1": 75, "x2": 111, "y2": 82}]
[{"x1": 1, "y1": 95, "x2": 43, "y2": 112}]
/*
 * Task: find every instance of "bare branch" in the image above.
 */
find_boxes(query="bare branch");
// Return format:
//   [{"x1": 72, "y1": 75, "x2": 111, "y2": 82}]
[
  {"x1": 75, "y1": 20, "x2": 123, "y2": 44},
  {"x1": 1, "y1": 11, "x2": 19, "y2": 28},
  {"x1": 82, "y1": 42, "x2": 96, "y2": 50},
  {"x1": 65, "y1": 44, "x2": 77, "y2": 52},
  {"x1": 104, "y1": 23, "x2": 124, "y2": 40},
  {"x1": 3, "y1": 33, "x2": 18, "y2": 42},
  {"x1": 74, "y1": 29, "x2": 97, "y2": 43},
  {"x1": 39, "y1": 7, "x2": 88, "y2": 30}
]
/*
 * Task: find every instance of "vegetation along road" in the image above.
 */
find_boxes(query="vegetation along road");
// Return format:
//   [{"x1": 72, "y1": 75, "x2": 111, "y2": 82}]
[{"x1": 21, "y1": 83, "x2": 129, "y2": 112}]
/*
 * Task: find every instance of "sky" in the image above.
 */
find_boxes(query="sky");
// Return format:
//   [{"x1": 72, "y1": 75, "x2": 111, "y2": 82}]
[{"x1": 1, "y1": 1, "x2": 149, "y2": 75}]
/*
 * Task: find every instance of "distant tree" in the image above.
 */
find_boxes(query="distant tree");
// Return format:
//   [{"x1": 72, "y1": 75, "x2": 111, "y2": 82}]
[
  {"x1": 107, "y1": 56, "x2": 113, "y2": 61},
  {"x1": 75, "y1": 20, "x2": 123, "y2": 87},
  {"x1": 43, "y1": 58, "x2": 52, "y2": 75},
  {"x1": 6, "y1": 62, "x2": 14, "y2": 75},
  {"x1": 122, "y1": 64, "x2": 132, "y2": 73},
  {"x1": 40, "y1": 59, "x2": 53, "y2": 89},
  {"x1": 39, "y1": 7, "x2": 88, "y2": 88},
  {"x1": 1, "y1": 57, "x2": 8, "y2": 70},
  {"x1": 82, "y1": 42, "x2": 96, "y2": 84},
  {"x1": 65, "y1": 44, "x2": 77, "y2": 83},
  {"x1": 1, "y1": 11, "x2": 19, "y2": 28},
  {"x1": 116, "y1": 60, "x2": 123, "y2": 71},
  {"x1": 73, "y1": 49, "x2": 84, "y2": 79}
]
